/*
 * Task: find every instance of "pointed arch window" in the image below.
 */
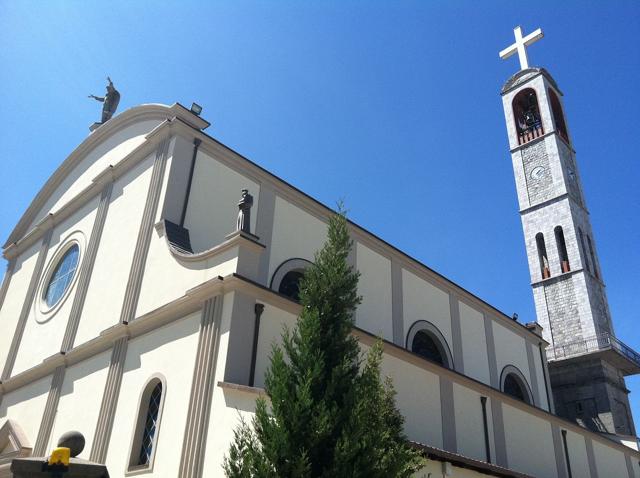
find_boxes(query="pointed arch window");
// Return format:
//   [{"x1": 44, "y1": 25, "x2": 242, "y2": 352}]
[
  {"x1": 548, "y1": 88, "x2": 569, "y2": 143},
  {"x1": 128, "y1": 376, "x2": 166, "y2": 472},
  {"x1": 512, "y1": 88, "x2": 544, "y2": 145},
  {"x1": 578, "y1": 228, "x2": 591, "y2": 273},
  {"x1": 536, "y1": 233, "x2": 551, "y2": 279},
  {"x1": 554, "y1": 226, "x2": 570, "y2": 273}
]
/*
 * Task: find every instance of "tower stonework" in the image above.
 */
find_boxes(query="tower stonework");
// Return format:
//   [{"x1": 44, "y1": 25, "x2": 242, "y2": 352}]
[{"x1": 501, "y1": 63, "x2": 640, "y2": 437}]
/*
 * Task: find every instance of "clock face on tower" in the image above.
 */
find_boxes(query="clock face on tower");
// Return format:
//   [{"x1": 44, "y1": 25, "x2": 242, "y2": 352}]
[{"x1": 530, "y1": 166, "x2": 545, "y2": 180}]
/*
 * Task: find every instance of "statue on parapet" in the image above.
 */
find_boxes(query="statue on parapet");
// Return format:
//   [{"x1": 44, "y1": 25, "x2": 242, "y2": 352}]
[{"x1": 88, "y1": 77, "x2": 120, "y2": 131}]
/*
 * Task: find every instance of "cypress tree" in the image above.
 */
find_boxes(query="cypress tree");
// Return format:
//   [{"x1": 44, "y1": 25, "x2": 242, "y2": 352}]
[{"x1": 224, "y1": 209, "x2": 423, "y2": 477}]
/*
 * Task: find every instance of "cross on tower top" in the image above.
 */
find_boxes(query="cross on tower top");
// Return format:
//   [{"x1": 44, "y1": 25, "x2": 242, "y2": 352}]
[{"x1": 499, "y1": 25, "x2": 544, "y2": 70}]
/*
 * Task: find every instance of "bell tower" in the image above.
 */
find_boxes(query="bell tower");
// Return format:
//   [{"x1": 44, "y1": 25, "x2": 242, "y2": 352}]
[{"x1": 499, "y1": 26, "x2": 640, "y2": 437}]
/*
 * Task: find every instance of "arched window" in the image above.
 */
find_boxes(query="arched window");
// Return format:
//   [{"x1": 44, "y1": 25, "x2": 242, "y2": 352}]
[
  {"x1": 554, "y1": 226, "x2": 570, "y2": 273},
  {"x1": 406, "y1": 321, "x2": 453, "y2": 369},
  {"x1": 128, "y1": 376, "x2": 166, "y2": 472},
  {"x1": 578, "y1": 228, "x2": 591, "y2": 273},
  {"x1": 536, "y1": 233, "x2": 550, "y2": 279},
  {"x1": 270, "y1": 258, "x2": 313, "y2": 302},
  {"x1": 587, "y1": 235, "x2": 599, "y2": 279},
  {"x1": 512, "y1": 88, "x2": 544, "y2": 145},
  {"x1": 500, "y1": 366, "x2": 533, "y2": 405},
  {"x1": 548, "y1": 88, "x2": 569, "y2": 143}
]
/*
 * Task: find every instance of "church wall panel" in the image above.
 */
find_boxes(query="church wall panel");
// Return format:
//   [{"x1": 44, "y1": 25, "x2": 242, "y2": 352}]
[
  {"x1": 268, "y1": 197, "x2": 327, "y2": 283},
  {"x1": 529, "y1": 342, "x2": 549, "y2": 410},
  {"x1": 502, "y1": 403, "x2": 558, "y2": 477},
  {"x1": 458, "y1": 301, "x2": 491, "y2": 385},
  {"x1": 183, "y1": 151, "x2": 260, "y2": 253},
  {"x1": 75, "y1": 155, "x2": 154, "y2": 345},
  {"x1": 355, "y1": 243, "x2": 393, "y2": 341},
  {"x1": 47, "y1": 350, "x2": 110, "y2": 459},
  {"x1": 563, "y1": 428, "x2": 591, "y2": 478},
  {"x1": 402, "y1": 269, "x2": 452, "y2": 354},
  {"x1": 134, "y1": 225, "x2": 238, "y2": 319},
  {"x1": 592, "y1": 439, "x2": 630, "y2": 478},
  {"x1": 492, "y1": 321, "x2": 533, "y2": 393},
  {"x1": 0, "y1": 375, "x2": 51, "y2": 448},
  {"x1": 12, "y1": 198, "x2": 99, "y2": 376},
  {"x1": 381, "y1": 352, "x2": 443, "y2": 448},
  {"x1": 0, "y1": 242, "x2": 40, "y2": 372},
  {"x1": 26, "y1": 120, "x2": 164, "y2": 233},
  {"x1": 251, "y1": 303, "x2": 297, "y2": 390},
  {"x1": 453, "y1": 384, "x2": 491, "y2": 463},
  {"x1": 201, "y1": 292, "x2": 255, "y2": 476},
  {"x1": 105, "y1": 312, "x2": 200, "y2": 477}
]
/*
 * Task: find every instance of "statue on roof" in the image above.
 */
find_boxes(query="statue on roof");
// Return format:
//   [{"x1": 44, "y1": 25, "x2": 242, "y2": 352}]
[{"x1": 88, "y1": 77, "x2": 120, "y2": 131}]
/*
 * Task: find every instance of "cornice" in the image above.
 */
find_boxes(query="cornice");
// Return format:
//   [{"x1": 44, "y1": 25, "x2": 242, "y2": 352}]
[{"x1": 0, "y1": 272, "x2": 634, "y2": 459}]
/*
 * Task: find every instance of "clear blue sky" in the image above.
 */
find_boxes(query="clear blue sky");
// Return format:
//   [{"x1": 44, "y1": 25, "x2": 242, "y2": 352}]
[{"x1": 1, "y1": 1, "x2": 639, "y2": 424}]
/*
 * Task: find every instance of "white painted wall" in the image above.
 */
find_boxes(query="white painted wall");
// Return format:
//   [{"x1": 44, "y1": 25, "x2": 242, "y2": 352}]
[
  {"x1": 26, "y1": 120, "x2": 163, "y2": 232},
  {"x1": 355, "y1": 243, "x2": 393, "y2": 341},
  {"x1": 0, "y1": 241, "x2": 40, "y2": 370},
  {"x1": 105, "y1": 312, "x2": 201, "y2": 477},
  {"x1": 592, "y1": 439, "x2": 629, "y2": 478},
  {"x1": 0, "y1": 375, "x2": 52, "y2": 447},
  {"x1": 47, "y1": 351, "x2": 110, "y2": 458},
  {"x1": 268, "y1": 197, "x2": 327, "y2": 283},
  {"x1": 382, "y1": 353, "x2": 443, "y2": 448},
  {"x1": 453, "y1": 383, "x2": 490, "y2": 462},
  {"x1": 76, "y1": 155, "x2": 154, "y2": 345},
  {"x1": 563, "y1": 429, "x2": 590, "y2": 478},
  {"x1": 492, "y1": 322, "x2": 532, "y2": 393},
  {"x1": 135, "y1": 231, "x2": 238, "y2": 318},
  {"x1": 529, "y1": 342, "x2": 549, "y2": 410},
  {"x1": 402, "y1": 270, "x2": 452, "y2": 351},
  {"x1": 458, "y1": 301, "x2": 491, "y2": 385},
  {"x1": 12, "y1": 198, "x2": 99, "y2": 375},
  {"x1": 251, "y1": 303, "x2": 297, "y2": 389},
  {"x1": 502, "y1": 403, "x2": 557, "y2": 477},
  {"x1": 183, "y1": 151, "x2": 260, "y2": 253}
]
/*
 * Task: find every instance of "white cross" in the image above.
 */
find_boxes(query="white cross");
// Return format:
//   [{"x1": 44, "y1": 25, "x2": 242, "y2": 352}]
[{"x1": 499, "y1": 25, "x2": 544, "y2": 70}]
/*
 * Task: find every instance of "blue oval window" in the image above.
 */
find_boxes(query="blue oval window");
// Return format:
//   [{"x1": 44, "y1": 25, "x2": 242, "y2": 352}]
[{"x1": 45, "y1": 244, "x2": 80, "y2": 308}]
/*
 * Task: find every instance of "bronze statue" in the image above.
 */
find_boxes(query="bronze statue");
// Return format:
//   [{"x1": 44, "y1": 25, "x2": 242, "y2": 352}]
[{"x1": 88, "y1": 77, "x2": 120, "y2": 128}]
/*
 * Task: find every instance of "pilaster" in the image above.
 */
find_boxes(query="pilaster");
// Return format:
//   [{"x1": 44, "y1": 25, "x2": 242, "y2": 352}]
[
  {"x1": 33, "y1": 366, "x2": 65, "y2": 456},
  {"x1": 2, "y1": 228, "x2": 53, "y2": 380},
  {"x1": 178, "y1": 295, "x2": 223, "y2": 478}
]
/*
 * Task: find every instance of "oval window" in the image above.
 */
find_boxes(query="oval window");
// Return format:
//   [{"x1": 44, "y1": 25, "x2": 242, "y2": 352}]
[{"x1": 44, "y1": 244, "x2": 80, "y2": 308}]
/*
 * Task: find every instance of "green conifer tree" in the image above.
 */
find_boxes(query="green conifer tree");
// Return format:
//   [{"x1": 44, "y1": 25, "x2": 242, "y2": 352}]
[{"x1": 224, "y1": 210, "x2": 423, "y2": 477}]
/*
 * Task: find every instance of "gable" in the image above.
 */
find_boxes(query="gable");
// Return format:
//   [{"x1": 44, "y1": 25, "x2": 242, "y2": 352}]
[{"x1": 4, "y1": 103, "x2": 208, "y2": 249}]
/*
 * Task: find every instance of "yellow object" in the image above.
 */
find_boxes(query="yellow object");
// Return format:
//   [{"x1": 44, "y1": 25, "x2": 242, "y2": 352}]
[{"x1": 48, "y1": 447, "x2": 70, "y2": 466}]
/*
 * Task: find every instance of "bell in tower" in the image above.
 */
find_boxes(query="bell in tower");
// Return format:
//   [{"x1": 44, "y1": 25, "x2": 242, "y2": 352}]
[{"x1": 499, "y1": 26, "x2": 640, "y2": 438}]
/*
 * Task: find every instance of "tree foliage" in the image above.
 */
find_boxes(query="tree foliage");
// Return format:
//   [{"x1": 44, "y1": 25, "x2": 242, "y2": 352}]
[{"x1": 224, "y1": 209, "x2": 423, "y2": 477}]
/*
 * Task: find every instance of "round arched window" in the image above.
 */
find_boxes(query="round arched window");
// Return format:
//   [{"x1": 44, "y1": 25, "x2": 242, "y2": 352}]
[
  {"x1": 278, "y1": 270, "x2": 304, "y2": 302},
  {"x1": 500, "y1": 368, "x2": 533, "y2": 405},
  {"x1": 44, "y1": 244, "x2": 80, "y2": 307},
  {"x1": 411, "y1": 330, "x2": 445, "y2": 366}
]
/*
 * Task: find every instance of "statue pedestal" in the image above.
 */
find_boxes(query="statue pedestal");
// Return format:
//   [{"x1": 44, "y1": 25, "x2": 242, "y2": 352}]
[{"x1": 89, "y1": 122, "x2": 102, "y2": 132}]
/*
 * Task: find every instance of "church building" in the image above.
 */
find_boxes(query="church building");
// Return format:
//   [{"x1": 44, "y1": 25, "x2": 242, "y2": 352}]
[{"x1": 0, "y1": 26, "x2": 638, "y2": 477}]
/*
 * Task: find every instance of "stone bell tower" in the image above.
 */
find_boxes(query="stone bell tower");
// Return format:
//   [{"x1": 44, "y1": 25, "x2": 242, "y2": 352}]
[{"x1": 499, "y1": 26, "x2": 640, "y2": 437}]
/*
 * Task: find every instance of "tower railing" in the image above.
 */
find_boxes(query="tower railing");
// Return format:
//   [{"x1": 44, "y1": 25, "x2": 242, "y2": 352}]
[{"x1": 548, "y1": 333, "x2": 640, "y2": 369}]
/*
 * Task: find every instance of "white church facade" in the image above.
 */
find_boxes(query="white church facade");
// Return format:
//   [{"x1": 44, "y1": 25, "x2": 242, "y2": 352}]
[{"x1": 0, "y1": 28, "x2": 639, "y2": 478}]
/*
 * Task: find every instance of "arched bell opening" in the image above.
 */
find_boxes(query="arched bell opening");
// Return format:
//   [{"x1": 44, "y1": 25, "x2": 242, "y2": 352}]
[
  {"x1": 512, "y1": 88, "x2": 544, "y2": 145},
  {"x1": 548, "y1": 87, "x2": 569, "y2": 143}
]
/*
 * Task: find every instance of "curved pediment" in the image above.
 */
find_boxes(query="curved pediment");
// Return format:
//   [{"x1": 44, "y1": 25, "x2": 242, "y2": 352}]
[{"x1": 4, "y1": 104, "x2": 208, "y2": 249}]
